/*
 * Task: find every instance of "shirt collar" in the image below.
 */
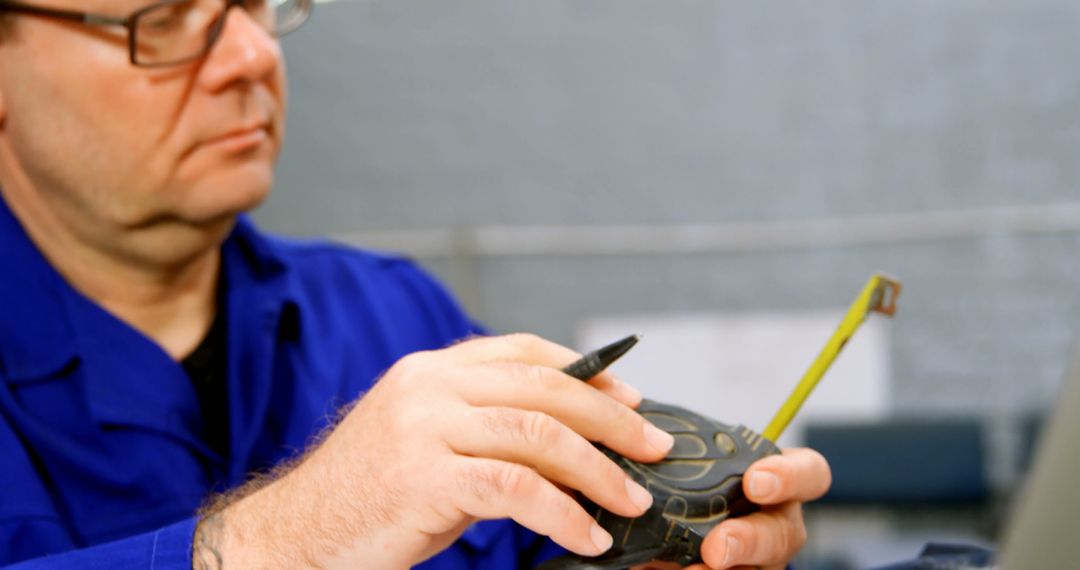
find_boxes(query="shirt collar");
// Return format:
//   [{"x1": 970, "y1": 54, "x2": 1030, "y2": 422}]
[
  {"x1": 0, "y1": 200, "x2": 197, "y2": 440},
  {"x1": 0, "y1": 194, "x2": 292, "y2": 382},
  {"x1": 223, "y1": 215, "x2": 290, "y2": 284},
  {"x1": 218, "y1": 216, "x2": 300, "y2": 472},
  {"x1": 0, "y1": 194, "x2": 298, "y2": 452},
  {"x1": 74, "y1": 217, "x2": 297, "y2": 453}
]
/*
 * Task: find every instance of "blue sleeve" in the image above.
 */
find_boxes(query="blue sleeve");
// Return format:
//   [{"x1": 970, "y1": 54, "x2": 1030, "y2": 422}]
[{"x1": 3, "y1": 518, "x2": 195, "y2": 570}]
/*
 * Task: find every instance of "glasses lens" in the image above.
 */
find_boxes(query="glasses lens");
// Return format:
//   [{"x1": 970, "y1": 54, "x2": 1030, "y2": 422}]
[
  {"x1": 133, "y1": 0, "x2": 216, "y2": 65},
  {"x1": 132, "y1": 0, "x2": 311, "y2": 66},
  {"x1": 271, "y1": 0, "x2": 312, "y2": 37}
]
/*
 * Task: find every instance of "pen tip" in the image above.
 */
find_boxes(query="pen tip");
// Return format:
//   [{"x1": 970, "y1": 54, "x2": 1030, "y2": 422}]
[{"x1": 596, "y1": 334, "x2": 641, "y2": 365}]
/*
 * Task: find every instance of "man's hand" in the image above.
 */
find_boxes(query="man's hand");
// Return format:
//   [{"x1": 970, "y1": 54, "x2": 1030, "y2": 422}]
[
  {"x1": 631, "y1": 448, "x2": 832, "y2": 570},
  {"x1": 195, "y1": 334, "x2": 673, "y2": 569}
]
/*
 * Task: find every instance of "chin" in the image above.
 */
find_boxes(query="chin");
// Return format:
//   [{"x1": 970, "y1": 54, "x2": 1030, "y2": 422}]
[{"x1": 180, "y1": 167, "x2": 273, "y2": 224}]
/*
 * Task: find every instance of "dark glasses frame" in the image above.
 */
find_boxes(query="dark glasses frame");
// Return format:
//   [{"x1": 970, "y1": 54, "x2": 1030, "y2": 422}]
[{"x1": 0, "y1": 0, "x2": 312, "y2": 67}]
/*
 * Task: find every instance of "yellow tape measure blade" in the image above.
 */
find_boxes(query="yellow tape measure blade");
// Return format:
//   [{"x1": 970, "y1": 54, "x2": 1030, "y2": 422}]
[{"x1": 761, "y1": 274, "x2": 902, "y2": 442}]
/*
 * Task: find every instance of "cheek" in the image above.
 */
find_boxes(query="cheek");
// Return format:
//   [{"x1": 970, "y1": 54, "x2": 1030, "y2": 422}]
[
  {"x1": 35, "y1": 31, "x2": 177, "y2": 160},
  {"x1": 117, "y1": 77, "x2": 192, "y2": 164},
  {"x1": 91, "y1": 73, "x2": 203, "y2": 220},
  {"x1": 22, "y1": 53, "x2": 182, "y2": 188},
  {"x1": 3, "y1": 61, "x2": 114, "y2": 193},
  {"x1": 26, "y1": 74, "x2": 189, "y2": 224}
]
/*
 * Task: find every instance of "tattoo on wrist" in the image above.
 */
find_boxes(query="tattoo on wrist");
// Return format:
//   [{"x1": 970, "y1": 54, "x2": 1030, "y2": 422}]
[{"x1": 193, "y1": 512, "x2": 226, "y2": 570}]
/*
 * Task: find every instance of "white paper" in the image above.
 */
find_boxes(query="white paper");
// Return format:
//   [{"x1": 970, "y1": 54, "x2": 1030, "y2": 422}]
[{"x1": 577, "y1": 310, "x2": 891, "y2": 448}]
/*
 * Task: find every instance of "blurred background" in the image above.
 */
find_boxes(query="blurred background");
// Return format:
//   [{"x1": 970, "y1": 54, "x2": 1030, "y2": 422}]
[{"x1": 256, "y1": 0, "x2": 1080, "y2": 567}]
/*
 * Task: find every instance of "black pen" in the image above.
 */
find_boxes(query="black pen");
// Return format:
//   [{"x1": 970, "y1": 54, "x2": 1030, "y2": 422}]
[{"x1": 561, "y1": 334, "x2": 641, "y2": 380}]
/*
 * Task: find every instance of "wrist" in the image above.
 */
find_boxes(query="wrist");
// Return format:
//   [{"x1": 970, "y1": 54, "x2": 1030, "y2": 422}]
[{"x1": 193, "y1": 475, "x2": 313, "y2": 569}]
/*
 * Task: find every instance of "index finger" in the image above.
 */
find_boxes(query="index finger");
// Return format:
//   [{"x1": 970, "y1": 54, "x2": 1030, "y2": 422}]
[
  {"x1": 442, "y1": 333, "x2": 643, "y2": 407},
  {"x1": 448, "y1": 361, "x2": 674, "y2": 463},
  {"x1": 743, "y1": 447, "x2": 832, "y2": 505}
]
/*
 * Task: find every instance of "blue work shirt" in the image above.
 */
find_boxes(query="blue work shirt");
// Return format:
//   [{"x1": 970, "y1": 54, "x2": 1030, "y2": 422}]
[{"x1": 0, "y1": 196, "x2": 561, "y2": 568}]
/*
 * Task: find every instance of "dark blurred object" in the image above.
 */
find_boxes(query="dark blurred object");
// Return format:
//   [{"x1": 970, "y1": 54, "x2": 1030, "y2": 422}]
[
  {"x1": 869, "y1": 543, "x2": 996, "y2": 570},
  {"x1": 1016, "y1": 412, "x2": 1045, "y2": 475},
  {"x1": 805, "y1": 419, "x2": 988, "y2": 505},
  {"x1": 797, "y1": 555, "x2": 858, "y2": 570}
]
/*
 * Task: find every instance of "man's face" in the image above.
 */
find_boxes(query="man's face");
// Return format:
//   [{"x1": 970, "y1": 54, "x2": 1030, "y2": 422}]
[{"x1": 0, "y1": 0, "x2": 287, "y2": 262}]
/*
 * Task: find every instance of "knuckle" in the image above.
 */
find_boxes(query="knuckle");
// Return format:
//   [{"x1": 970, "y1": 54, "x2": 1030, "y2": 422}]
[
  {"x1": 606, "y1": 401, "x2": 644, "y2": 439},
  {"x1": 396, "y1": 350, "x2": 433, "y2": 371},
  {"x1": 787, "y1": 504, "x2": 808, "y2": 551},
  {"x1": 387, "y1": 351, "x2": 434, "y2": 390},
  {"x1": 774, "y1": 523, "x2": 793, "y2": 560},
  {"x1": 622, "y1": 401, "x2": 647, "y2": 428},
  {"x1": 495, "y1": 463, "x2": 536, "y2": 499},
  {"x1": 502, "y1": 332, "x2": 542, "y2": 351},
  {"x1": 476, "y1": 407, "x2": 519, "y2": 436},
  {"x1": 500, "y1": 361, "x2": 562, "y2": 392},
  {"x1": 458, "y1": 462, "x2": 501, "y2": 501},
  {"x1": 793, "y1": 520, "x2": 808, "y2": 550},
  {"x1": 603, "y1": 457, "x2": 630, "y2": 488},
  {"x1": 769, "y1": 514, "x2": 803, "y2": 561},
  {"x1": 461, "y1": 461, "x2": 537, "y2": 503},
  {"x1": 553, "y1": 487, "x2": 587, "y2": 525},
  {"x1": 730, "y1": 523, "x2": 756, "y2": 561},
  {"x1": 579, "y1": 443, "x2": 622, "y2": 486},
  {"x1": 527, "y1": 363, "x2": 560, "y2": 390},
  {"x1": 456, "y1": 463, "x2": 488, "y2": 502},
  {"x1": 520, "y1": 410, "x2": 561, "y2": 448}
]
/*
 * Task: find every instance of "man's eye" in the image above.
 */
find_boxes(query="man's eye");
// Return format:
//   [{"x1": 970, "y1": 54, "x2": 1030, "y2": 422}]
[
  {"x1": 140, "y1": 3, "x2": 194, "y2": 33},
  {"x1": 145, "y1": 15, "x2": 182, "y2": 31}
]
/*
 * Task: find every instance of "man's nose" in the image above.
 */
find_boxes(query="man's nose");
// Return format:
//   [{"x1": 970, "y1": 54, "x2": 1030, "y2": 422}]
[{"x1": 198, "y1": 7, "x2": 281, "y2": 91}]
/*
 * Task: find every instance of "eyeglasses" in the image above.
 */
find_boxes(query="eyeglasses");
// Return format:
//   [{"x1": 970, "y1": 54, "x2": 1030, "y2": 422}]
[{"x1": 0, "y1": 0, "x2": 312, "y2": 67}]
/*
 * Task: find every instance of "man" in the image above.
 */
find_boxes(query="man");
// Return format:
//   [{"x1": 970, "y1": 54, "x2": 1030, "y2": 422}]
[{"x1": 0, "y1": 0, "x2": 831, "y2": 568}]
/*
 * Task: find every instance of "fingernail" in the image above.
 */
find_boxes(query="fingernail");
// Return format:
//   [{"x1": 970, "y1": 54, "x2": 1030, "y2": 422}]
[
  {"x1": 643, "y1": 422, "x2": 675, "y2": 454},
  {"x1": 625, "y1": 478, "x2": 654, "y2": 512},
  {"x1": 590, "y1": 524, "x2": 613, "y2": 553},
  {"x1": 749, "y1": 471, "x2": 780, "y2": 500},
  {"x1": 722, "y1": 534, "x2": 741, "y2": 566}
]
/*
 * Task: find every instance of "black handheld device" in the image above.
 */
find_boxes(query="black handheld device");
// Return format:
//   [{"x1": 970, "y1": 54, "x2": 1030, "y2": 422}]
[
  {"x1": 539, "y1": 274, "x2": 901, "y2": 570},
  {"x1": 537, "y1": 399, "x2": 780, "y2": 569}
]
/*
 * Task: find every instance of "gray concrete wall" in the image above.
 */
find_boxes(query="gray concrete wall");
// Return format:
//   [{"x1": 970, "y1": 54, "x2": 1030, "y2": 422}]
[{"x1": 257, "y1": 2, "x2": 1080, "y2": 553}]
